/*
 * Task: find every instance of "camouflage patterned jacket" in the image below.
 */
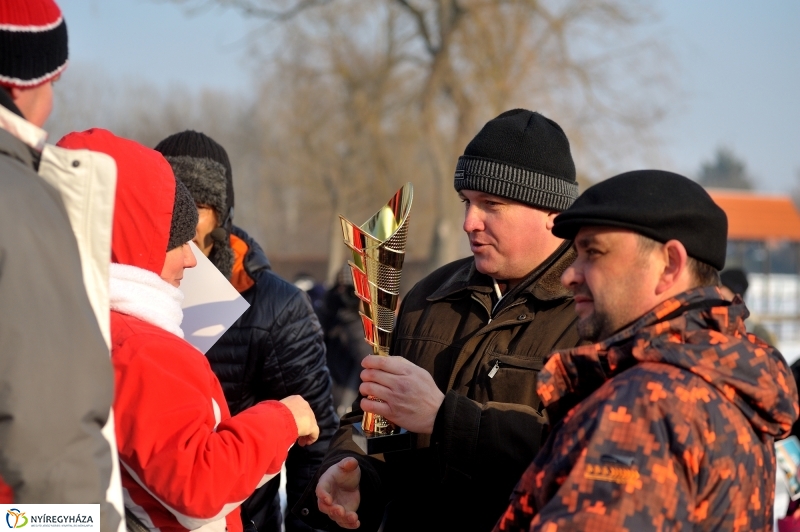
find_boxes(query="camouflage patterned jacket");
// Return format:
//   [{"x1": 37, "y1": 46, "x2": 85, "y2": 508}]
[{"x1": 495, "y1": 287, "x2": 799, "y2": 532}]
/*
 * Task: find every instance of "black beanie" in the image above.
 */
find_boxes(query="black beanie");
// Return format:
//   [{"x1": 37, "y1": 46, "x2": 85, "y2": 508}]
[
  {"x1": 720, "y1": 268, "x2": 749, "y2": 297},
  {"x1": 454, "y1": 109, "x2": 578, "y2": 212},
  {"x1": 155, "y1": 131, "x2": 234, "y2": 223},
  {"x1": 168, "y1": 178, "x2": 199, "y2": 251},
  {"x1": 552, "y1": 170, "x2": 728, "y2": 270}
]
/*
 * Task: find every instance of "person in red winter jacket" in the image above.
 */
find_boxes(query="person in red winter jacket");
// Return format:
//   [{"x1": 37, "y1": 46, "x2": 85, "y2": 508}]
[{"x1": 57, "y1": 128, "x2": 319, "y2": 532}]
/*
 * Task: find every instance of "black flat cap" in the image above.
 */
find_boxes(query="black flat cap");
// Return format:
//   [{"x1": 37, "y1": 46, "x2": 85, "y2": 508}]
[{"x1": 552, "y1": 169, "x2": 728, "y2": 270}]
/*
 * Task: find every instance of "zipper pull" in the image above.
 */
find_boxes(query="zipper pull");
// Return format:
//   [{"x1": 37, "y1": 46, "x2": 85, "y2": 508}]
[{"x1": 488, "y1": 360, "x2": 500, "y2": 379}]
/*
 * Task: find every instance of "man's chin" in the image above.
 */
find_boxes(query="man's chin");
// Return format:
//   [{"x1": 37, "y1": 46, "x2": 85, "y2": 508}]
[
  {"x1": 577, "y1": 315, "x2": 607, "y2": 343},
  {"x1": 472, "y1": 258, "x2": 497, "y2": 277}
]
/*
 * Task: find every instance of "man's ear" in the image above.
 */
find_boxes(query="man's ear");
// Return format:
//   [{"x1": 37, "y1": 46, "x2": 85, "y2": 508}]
[
  {"x1": 545, "y1": 211, "x2": 559, "y2": 231},
  {"x1": 8, "y1": 86, "x2": 23, "y2": 104},
  {"x1": 655, "y1": 239, "x2": 689, "y2": 295}
]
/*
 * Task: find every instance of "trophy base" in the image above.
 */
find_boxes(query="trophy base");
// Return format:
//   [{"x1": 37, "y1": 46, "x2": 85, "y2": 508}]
[{"x1": 353, "y1": 422, "x2": 411, "y2": 455}]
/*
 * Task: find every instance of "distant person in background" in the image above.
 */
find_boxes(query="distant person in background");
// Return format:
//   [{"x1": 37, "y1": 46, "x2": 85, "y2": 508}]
[
  {"x1": 792, "y1": 361, "x2": 800, "y2": 441},
  {"x1": 155, "y1": 130, "x2": 337, "y2": 532},
  {"x1": 294, "y1": 272, "x2": 327, "y2": 313},
  {"x1": 0, "y1": 0, "x2": 118, "y2": 525},
  {"x1": 720, "y1": 267, "x2": 777, "y2": 345},
  {"x1": 317, "y1": 265, "x2": 373, "y2": 416},
  {"x1": 719, "y1": 268, "x2": 749, "y2": 301},
  {"x1": 778, "y1": 361, "x2": 800, "y2": 529},
  {"x1": 58, "y1": 128, "x2": 319, "y2": 532}
]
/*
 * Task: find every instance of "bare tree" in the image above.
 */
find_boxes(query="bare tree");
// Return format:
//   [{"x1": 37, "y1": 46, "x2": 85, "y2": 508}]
[
  {"x1": 697, "y1": 147, "x2": 755, "y2": 190},
  {"x1": 47, "y1": 63, "x2": 278, "y2": 247},
  {"x1": 165, "y1": 0, "x2": 670, "y2": 274}
]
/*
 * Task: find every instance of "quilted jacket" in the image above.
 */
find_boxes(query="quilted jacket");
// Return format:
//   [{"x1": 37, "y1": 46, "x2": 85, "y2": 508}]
[{"x1": 207, "y1": 226, "x2": 337, "y2": 532}]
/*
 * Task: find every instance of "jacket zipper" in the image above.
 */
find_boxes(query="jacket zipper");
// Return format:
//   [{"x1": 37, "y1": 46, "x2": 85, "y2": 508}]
[{"x1": 488, "y1": 356, "x2": 542, "y2": 378}]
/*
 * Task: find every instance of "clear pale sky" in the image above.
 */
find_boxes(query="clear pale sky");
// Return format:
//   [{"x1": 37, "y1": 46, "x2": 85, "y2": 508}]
[{"x1": 61, "y1": 0, "x2": 800, "y2": 193}]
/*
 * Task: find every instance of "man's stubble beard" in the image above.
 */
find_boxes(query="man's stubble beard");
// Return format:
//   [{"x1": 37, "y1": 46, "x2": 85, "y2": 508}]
[{"x1": 577, "y1": 309, "x2": 612, "y2": 343}]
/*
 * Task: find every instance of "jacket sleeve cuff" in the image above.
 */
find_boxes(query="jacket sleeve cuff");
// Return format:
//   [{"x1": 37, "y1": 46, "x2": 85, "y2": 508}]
[
  {"x1": 432, "y1": 390, "x2": 482, "y2": 482},
  {"x1": 291, "y1": 452, "x2": 386, "y2": 532}
]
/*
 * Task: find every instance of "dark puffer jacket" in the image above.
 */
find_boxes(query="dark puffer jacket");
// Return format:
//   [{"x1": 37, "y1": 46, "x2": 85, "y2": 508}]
[{"x1": 207, "y1": 225, "x2": 337, "y2": 532}]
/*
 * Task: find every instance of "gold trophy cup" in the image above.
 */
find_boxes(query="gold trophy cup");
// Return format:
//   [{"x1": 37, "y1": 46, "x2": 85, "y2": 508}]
[{"x1": 340, "y1": 183, "x2": 413, "y2": 454}]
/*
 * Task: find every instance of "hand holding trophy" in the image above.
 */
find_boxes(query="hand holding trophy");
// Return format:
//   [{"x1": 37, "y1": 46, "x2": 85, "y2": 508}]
[{"x1": 339, "y1": 183, "x2": 413, "y2": 454}]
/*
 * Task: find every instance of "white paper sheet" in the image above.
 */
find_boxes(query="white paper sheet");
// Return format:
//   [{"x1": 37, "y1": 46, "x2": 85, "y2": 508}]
[{"x1": 181, "y1": 241, "x2": 250, "y2": 354}]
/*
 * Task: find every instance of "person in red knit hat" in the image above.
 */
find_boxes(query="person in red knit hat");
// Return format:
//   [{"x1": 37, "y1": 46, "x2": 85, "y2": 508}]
[{"x1": 57, "y1": 128, "x2": 320, "y2": 532}]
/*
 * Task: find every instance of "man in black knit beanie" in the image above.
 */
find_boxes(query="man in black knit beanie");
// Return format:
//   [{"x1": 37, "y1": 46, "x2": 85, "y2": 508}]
[
  {"x1": 298, "y1": 109, "x2": 582, "y2": 532},
  {"x1": 155, "y1": 131, "x2": 337, "y2": 532}
]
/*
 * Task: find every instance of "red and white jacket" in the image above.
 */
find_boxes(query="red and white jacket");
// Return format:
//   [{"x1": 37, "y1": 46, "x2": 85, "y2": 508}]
[
  {"x1": 111, "y1": 306, "x2": 296, "y2": 532},
  {"x1": 58, "y1": 129, "x2": 299, "y2": 532}
]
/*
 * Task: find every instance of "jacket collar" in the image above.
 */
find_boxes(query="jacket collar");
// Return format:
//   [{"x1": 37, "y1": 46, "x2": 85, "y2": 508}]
[
  {"x1": 0, "y1": 127, "x2": 35, "y2": 171},
  {"x1": 539, "y1": 286, "x2": 799, "y2": 439},
  {"x1": 427, "y1": 240, "x2": 575, "y2": 303},
  {"x1": 0, "y1": 102, "x2": 47, "y2": 152},
  {"x1": 230, "y1": 225, "x2": 271, "y2": 293},
  {"x1": 539, "y1": 287, "x2": 730, "y2": 423}
]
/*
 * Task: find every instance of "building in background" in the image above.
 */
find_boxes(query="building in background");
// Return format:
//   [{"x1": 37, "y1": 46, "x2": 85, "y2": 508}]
[{"x1": 710, "y1": 190, "x2": 800, "y2": 363}]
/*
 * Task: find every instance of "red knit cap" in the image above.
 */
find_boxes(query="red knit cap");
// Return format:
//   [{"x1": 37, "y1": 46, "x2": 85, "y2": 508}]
[{"x1": 0, "y1": 0, "x2": 68, "y2": 88}]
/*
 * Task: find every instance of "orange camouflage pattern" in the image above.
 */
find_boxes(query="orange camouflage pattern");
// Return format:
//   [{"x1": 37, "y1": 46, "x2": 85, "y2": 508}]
[{"x1": 495, "y1": 287, "x2": 799, "y2": 532}]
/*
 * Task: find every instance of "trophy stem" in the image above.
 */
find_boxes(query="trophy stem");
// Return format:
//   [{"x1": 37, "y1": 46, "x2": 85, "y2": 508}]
[{"x1": 362, "y1": 397, "x2": 399, "y2": 436}]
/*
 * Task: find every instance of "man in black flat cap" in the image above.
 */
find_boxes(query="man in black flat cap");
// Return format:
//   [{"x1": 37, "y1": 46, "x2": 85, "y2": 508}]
[
  {"x1": 296, "y1": 109, "x2": 582, "y2": 532},
  {"x1": 496, "y1": 170, "x2": 799, "y2": 532}
]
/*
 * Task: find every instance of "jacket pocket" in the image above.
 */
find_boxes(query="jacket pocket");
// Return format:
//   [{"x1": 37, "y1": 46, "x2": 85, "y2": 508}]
[
  {"x1": 483, "y1": 353, "x2": 542, "y2": 407},
  {"x1": 490, "y1": 354, "x2": 543, "y2": 372}
]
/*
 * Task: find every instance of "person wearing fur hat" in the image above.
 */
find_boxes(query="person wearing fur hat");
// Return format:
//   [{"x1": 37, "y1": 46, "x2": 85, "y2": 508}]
[
  {"x1": 154, "y1": 131, "x2": 337, "y2": 532},
  {"x1": 300, "y1": 109, "x2": 582, "y2": 532},
  {"x1": 0, "y1": 0, "x2": 119, "y2": 525},
  {"x1": 57, "y1": 129, "x2": 321, "y2": 532}
]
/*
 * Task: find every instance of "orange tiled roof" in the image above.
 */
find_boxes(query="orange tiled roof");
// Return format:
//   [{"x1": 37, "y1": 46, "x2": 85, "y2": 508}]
[{"x1": 709, "y1": 189, "x2": 800, "y2": 241}]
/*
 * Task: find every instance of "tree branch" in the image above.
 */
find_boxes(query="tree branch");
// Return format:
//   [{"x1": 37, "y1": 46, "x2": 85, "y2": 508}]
[
  {"x1": 394, "y1": 0, "x2": 438, "y2": 56},
  {"x1": 168, "y1": 0, "x2": 335, "y2": 21}
]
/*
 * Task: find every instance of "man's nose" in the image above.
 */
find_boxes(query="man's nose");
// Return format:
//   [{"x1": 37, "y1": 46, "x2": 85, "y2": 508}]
[
  {"x1": 463, "y1": 206, "x2": 483, "y2": 233},
  {"x1": 561, "y1": 262, "x2": 582, "y2": 289}
]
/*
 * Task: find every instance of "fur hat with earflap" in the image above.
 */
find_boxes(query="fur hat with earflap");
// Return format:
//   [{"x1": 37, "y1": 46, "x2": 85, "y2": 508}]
[{"x1": 155, "y1": 131, "x2": 236, "y2": 279}]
